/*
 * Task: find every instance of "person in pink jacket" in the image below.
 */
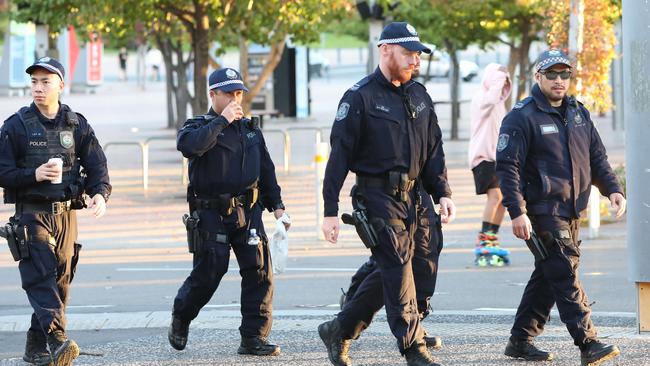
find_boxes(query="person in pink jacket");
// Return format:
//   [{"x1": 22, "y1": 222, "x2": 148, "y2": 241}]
[{"x1": 468, "y1": 63, "x2": 512, "y2": 266}]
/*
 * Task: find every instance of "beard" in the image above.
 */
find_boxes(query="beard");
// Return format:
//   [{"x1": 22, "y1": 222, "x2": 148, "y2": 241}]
[{"x1": 387, "y1": 55, "x2": 413, "y2": 83}]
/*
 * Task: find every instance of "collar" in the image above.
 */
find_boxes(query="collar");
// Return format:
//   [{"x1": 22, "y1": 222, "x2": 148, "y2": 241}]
[
  {"x1": 30, "y1": 102, "x2": 63, "y2": 124},
  {"x1": 373, "y1": 67, "x2": 401, "y2": 91},
  {"x1": 530, "y1": 84, "x2": 572, "y2": 115}
]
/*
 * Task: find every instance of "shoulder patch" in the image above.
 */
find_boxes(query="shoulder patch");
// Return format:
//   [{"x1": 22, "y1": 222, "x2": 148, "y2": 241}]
[
  {"x1": 496, "y1": 133, "x2": 510, "y2": 152},
  {"x1": 335, "y1": 103, "x2": 350, "y2": 121},
  {"x1": 349, "y1": 76, "x2": 370, "y2": 92},
  {"x1": 513, "y1": 97, "x2": 532, "y2": 110}
]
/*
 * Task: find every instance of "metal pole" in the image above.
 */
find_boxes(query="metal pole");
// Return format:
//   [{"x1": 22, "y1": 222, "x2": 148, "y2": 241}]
[
  {"x1": 368, "y1": 20, "x2": 383, "y2": 75},
  {"x1": 141, "y1": 143, "x2": 149, "y2": 192},
  {"x1": 315, "y1": 142, "x2": 329, "y2": 240},
  {"x1": 622, "y1": 0, "x2": 650, "y2": 334},
  {"x1": 284, "y1": 132, "x2": 291, "y2": 174}
]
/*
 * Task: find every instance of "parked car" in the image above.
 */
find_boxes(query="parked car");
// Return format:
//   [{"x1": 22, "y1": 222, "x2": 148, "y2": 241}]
[{"x1": 420, "y1": 49, "x2": 479, "y2": 82}]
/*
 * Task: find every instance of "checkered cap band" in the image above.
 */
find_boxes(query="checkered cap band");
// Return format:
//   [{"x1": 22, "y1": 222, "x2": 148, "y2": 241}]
[
  {"x1": 537, "y1": 56, "x2": 571, "y2": 71},
  {"x1": 209, "y1": 79, "x2": 244, "y2": 90},
  {"x1": 377, "y1": 37, "x2": 421, "y2": 46},
  {"x1": 32, "y1": 63, "x2": 64, "y2": 80}
]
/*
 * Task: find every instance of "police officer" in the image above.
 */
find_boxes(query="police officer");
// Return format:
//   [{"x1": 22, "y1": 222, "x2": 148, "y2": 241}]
[
  {"x1": 318, "y1": 22, "x2": 455, "y2": 366},
  {"x1": 496, "y1": 49, "x2": 626, "y2": 365},
  {"x1": 339, "y1": 58, "x2": 445, "y2": 350},
  {"x1": 168, "y1": 68, "x2": 288, "y2": 356},
  {"x1": 0, "y1": 57, "x2": 111, "y2": 366}
]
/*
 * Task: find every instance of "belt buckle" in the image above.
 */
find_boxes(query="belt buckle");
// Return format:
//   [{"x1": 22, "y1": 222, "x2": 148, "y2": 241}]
[{"x1": 51, "y1": 202, "x2": 61, "y2": 215}]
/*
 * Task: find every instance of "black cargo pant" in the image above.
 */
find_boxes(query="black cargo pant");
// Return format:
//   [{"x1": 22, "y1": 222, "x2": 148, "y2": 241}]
[
  {"x1": 510, "y1": 215, "x2": 597, "y2": 346},
  {"x1": 337, "y1": 186, "x2": 422, "y2": 353},
  {"x1": 343, "y1": 189, "x2": 443, "y2": 317},
  {"x1": 172, "y1": 204, "x2": 274, "y2": 338},
  {"x1": 16, "y1": 210, "x2": 80, "y2": 335}
]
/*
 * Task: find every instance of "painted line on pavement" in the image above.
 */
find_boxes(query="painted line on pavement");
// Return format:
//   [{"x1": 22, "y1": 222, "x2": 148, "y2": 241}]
[{"x1": 115, "y1": 267, "x2": 360, "y2": 272}]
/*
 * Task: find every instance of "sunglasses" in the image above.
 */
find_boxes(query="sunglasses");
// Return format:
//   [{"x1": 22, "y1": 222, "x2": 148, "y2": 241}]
[{"x1": 541, "y1": 70, "x2": 572, "y2": 80}]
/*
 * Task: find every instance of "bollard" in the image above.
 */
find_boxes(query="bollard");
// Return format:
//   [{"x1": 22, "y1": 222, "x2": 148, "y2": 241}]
[
  {"x1": 588, "y1": 186, "x2": 600, "y2": 239},
  {"x1": 315, "y1": 142, "x2": 329, "y2": 240}
]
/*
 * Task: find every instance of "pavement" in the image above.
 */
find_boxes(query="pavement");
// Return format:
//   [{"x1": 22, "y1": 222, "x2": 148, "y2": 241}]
[{"x1": 0, "y1": 52, "x2": 645, "y2": 365}]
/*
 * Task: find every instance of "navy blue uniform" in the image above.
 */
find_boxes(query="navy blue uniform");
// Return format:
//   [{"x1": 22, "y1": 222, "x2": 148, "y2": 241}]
[
  {"x1": 324, "y1": 68, "x2": 450, "y2": 352},
  {"x1": 172, "y1": 109, "x2": 283, "y2": 338},
  {"x1": 496, "y1": 84, "x2": 623, "y2": 346},
  {"x1": 0, "y1": 103, "x2": 111, "y2": 335}
]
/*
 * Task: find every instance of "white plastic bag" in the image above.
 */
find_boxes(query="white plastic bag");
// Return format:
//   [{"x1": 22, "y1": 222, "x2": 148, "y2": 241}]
[{"x1": 270, "y1": 213, "x2": 291, "y2": 274}]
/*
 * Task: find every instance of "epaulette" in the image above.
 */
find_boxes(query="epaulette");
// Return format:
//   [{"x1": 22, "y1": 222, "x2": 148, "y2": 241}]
[
  {"x1": 513, "y1": 97, "x2": 533, "y2": 110},
  {"x1": 348, "y1": 75, "x2": 371, "y2": 92}
]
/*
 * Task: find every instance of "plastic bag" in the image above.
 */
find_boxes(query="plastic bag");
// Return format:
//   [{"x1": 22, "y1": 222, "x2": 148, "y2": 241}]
[{"x1": 270, "y1": 213, "x2": 291, "y2": 274}]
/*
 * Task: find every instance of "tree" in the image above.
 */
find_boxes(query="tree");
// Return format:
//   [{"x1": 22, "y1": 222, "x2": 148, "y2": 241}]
[{"x1": 546, "y1": 0, "x2": 621, "y2": 114}]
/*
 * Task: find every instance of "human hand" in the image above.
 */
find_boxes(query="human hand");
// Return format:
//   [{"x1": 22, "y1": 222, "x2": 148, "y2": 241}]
[
  {"x1": 322, "y1": 216, "x2": 340, "y2": 243},
  {"x1": 511, "y1": 214, "x2": 532, "y2": 240},
  {"x1": 35, "y1": 161, "x2": 61, "y2": 182},
  {"x1": 221, "y1": 101, "x2": 244, "y2": 123},
  {"x1": 86, "y1": 194, "x2": 107, "y2": 218},
  {"x1": 274, "y1": 209, "x2": 291, "y2": 231},
  {"x1": 439, "y1": 197, "x2": 456, "y2": 224},
  {"x1": 609, "y1": 192, "x2": 626, "y2": 218}
]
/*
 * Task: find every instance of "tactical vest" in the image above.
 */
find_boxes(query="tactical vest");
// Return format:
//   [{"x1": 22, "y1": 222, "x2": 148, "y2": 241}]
[{"x1": 15, "y1": 105, "x2": 82, "y2": 202}]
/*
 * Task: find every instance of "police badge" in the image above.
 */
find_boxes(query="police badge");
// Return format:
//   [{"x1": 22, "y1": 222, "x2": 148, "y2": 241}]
[
  {"x1": 226, "y1": 69, "x2": 237, "y2": 79},
  {"x1": 60, "y1": 131, "x2": 74, "y2": 149},
  {"x1": 574, "y1": 113, "x2": 583, "y2": 125}
]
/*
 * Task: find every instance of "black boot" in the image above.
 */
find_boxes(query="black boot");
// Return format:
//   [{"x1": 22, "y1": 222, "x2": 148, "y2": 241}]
[
  {"x1": 46, "y1": 330, "x2": 79, "y2": 366},
  {"x1": 168, "y1": 317, "x2": 190, "y2": 351},
  {"x1": 23, "y1": 330, "x2": 52, "y2": 365},
  {"x1": 580, "y1": 340, "x2": 620, "y2": 366},
  {"x1": 318, "y1": 319, "x2": 352, "y2": 366},
  {"x1": 422, "y1": 329, "x2": 442, "y2": 350},
  {"x1": 404, "y1": 342, "x2": 441, "y2": 366},
  {"x1": 504, "y1": 338, "x2": 554, "y2": 361},
  {"x1": 237, "y1": 337, "x2": 281, "y2": 356}
]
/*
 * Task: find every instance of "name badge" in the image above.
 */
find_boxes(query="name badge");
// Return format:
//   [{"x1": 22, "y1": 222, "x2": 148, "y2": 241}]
[{"x1": 540, "y1": 124, "x2": 558, "y2": 135}]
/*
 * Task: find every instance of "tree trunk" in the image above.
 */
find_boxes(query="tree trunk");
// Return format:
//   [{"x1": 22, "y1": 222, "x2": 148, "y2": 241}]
[
  {"x1": 516, "y1": 22, "x2": 533, "y2": 101},
  {"x1": 506, "y1": 44, "x2": 519, "y2": 110},
  {"x1": 191, "y1": 9, "x2": 210, "y2": 114},
  {"x1": 174, "y1": 42, "x2": 191, "y2": 129},
  {"x1": 242, "y1": 38, "x2": 287, "y2": 114},
  {"x1": 445, "y1": 39, "x2": 460, "y2": 140},
  {"x1": 157, "y1": 37, "x2": 177, "y2": 129}
]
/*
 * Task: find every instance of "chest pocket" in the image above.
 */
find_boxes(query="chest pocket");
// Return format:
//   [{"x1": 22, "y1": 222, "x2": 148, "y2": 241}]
[
  {"x1": 244, "y1": 130, "x2": 262, "y2": 175},
  {"x1": 365, "y1": 109, "x2": 404, "y2": 161}
]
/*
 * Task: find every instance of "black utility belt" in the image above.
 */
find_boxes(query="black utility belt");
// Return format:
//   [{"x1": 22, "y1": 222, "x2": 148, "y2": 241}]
[
  {"x1": 15, "y1": 201, "x2": 73, "y2": 215},
  {"x1": 356, "y1": 172, "x2": 416, "y2": 202},
  {"x1": 193, "y1": 188, "x2": 259, "y2": 212}
]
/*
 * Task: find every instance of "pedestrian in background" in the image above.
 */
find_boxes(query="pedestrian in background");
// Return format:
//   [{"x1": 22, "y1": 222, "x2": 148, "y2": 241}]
[
  {"x1": 118, "y1": 47, "x2": 128, "y2": 81},
  {"x1": 468, "y1": 63, "x2": 512, "y2": 267},
  {"x1": 496, "y1": 49, "x2": 626, "y2": 366}
]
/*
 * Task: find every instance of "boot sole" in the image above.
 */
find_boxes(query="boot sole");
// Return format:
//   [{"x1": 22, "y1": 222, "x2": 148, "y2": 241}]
[
  {"x1": 52, "y1": 340, "x2": 80, "y2": 366},
  {"x1": 582, "y1": 347, "x2": 621, "y2": 366},
  {"x1": 237, "y1": 346, "x2": 281, "y2": 356},
  {"x1": 505, "y1": 347, "x2": 554, "y2": 361}
]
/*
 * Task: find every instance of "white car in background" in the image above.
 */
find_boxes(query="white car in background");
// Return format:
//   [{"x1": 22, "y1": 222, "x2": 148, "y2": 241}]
[{"x1": 420, "y1": 49, "x2": 479, "y2": 82}]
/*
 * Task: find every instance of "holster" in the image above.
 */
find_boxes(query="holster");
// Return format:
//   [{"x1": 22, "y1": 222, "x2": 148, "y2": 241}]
[
  {"x1": 525, "y1": 231, "x2": 549, "y2": 261},
  {"x1": 341, "y1": 209, "x2": 379, "y2": 249},
  {"x1": 1, "y1": 220, "x2": 30, "y2": 261},
  {"x1": 182, "y1": 212, "x2": 202, "y2": 254}
]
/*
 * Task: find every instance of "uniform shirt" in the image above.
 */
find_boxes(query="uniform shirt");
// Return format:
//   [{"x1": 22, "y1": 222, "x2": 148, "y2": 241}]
[
  {"x1": 0, "y1": 103, "x2": 112, "y2": 201},
  {"x1": 323, "y1": 67, "x2": 451, "y2": 217},
  {"x1": 177, "y1": 109, "x2": 282, "y2": 211},
  {"x1": 496, "y1": 84, "x2": 623, "y2": 219}
]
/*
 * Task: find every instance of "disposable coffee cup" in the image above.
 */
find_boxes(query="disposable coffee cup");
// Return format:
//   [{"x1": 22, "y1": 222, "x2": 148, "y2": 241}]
[{"x1": 48, "y1": 157, "x2": 63, "y2": 184}]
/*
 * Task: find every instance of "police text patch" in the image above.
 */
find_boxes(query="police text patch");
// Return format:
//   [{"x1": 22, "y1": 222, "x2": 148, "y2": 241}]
[
  {"x1": 496, "y1": 133, "x2": 510, "y2": 152},
  {"x1": 335, "y1": 103, "x2": 350, "y2": 121},
  {"x1": 540, "y1": 124, "x2": 558, "y2": 135}
]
